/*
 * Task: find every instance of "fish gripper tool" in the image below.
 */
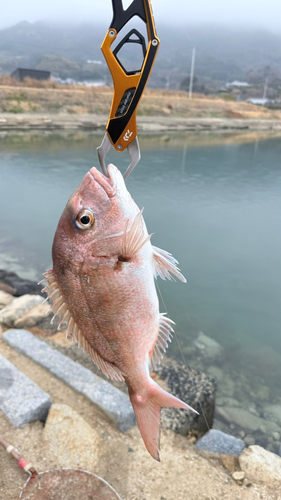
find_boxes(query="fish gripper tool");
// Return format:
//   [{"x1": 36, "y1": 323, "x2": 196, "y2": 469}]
[{"x1": 97, "y1": 0, "x2": 160, "y2": 179}]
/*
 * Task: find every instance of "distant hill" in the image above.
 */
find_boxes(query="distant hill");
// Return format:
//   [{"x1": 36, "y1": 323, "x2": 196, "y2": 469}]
[
  {"x1": 0, "y1": 21, "x2": 106, "y2": 61},
  {"x1": 1, "y1": 21, "x2": 281, "y2": 89},
  {"x1": 155, "y1": 25, "x2": 281, "y2": 89}
]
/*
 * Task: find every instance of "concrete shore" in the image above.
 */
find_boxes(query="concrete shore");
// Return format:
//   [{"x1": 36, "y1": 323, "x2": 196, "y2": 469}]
[{"x1": 1, "y1": 113, "x2": 281, "y2": 132}]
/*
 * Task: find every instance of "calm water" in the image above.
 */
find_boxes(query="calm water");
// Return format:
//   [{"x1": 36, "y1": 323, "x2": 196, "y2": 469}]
[{"x1": 0, "y1": 131, "x2": 281, "y2": 404}]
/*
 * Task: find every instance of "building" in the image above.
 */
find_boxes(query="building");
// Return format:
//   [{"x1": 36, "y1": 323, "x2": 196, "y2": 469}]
[
  {"x1": 226, "y1": 81, "x2": 251, "y2": 88},
  {"x1": 218, "y1": 86, "x2": 228, "y2": 93},
  {"x1": 11, "y1": 68, "x2": 51, "y2": 82},
  {"x1": 247, "y1": 97, "x2": 273, "y2": 106}
]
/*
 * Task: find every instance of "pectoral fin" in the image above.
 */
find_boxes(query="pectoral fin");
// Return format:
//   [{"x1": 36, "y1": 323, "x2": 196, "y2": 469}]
[
  {"x1": 152, "y1": 246, "x2": 186, "y2": 282},
  {"x1": 121, "y1": 209, "x2": 152, "y2": 260}
]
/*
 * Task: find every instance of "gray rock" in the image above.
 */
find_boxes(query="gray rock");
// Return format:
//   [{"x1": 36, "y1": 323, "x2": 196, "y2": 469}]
[
  {"x1": 212, "y1": 418, "x2": 233, "y2": 436},
  {"x1": 35, "y1": 309, "x2": 63, "y2": 333},
  {"x1": 0, "y1": 281, "x2": 16, "y2": 295},
  {"x1": 240, "y1": 445, "x2": 281, "y2": 487},
  {"x1": 0, "y1": 269, "x2": 45, "y2": 297},
  {"x1": 0, "y1": 290, "x2": 13, "y2": 309},
  {"x1": 155, "y1": 357, "x2": 216, "y2": 434},
  {"x1": 14, "y1": 304, "x2": 63, "y2": 333},
  {"x1": 258, "y1": 419, "x2": 281, "y2": 434},
  {"x1": 43, "y1": 404, "x2": 99, "y2": 469},
  {"x1": 14, "y1": 304, "x2": 52, "y2": 329},
  {"x1": 0, "y1": 354, "x2": 52, "y2": 427},
  {"x1": 196, "y1": 429, "x2": 245, "y2": 456},
  {"x1": 3, "y1": 329, "x2": 135, "y2": 432},
  {"x1": 244, "y1": 435, "x2": 256, "y2": 446},
  {"x1": 267, "y1": 442, "x2": 280, "y2": 455},
  {"x1": 232, "y1": 471, "x2": 245, "y2": 482},
  {"x1": 219, "y1": 454, "x2": 240, "y2": 472},
  {"x1": 240, "y1": 401, "x2": 260, "y2": 417},
  {"x1": 193, "y1": 332, "x2": 223, "y2": 360},
  {"x1": 272, "y1": 431, "x2": 280, "y2": 441},
  {"x1": 0, "y1": 294, "x2": 44, "y2": 327},
  {"x1": 217, "y1": 375, "x2": 235, "y2": 398},
  {"x1": 216, "y1": 406, "x2": 281, "y2": 433},
  {"x1": 254, "y1": 384, "x2": 271, "y2": 402},
  {"x1": 206, "y1": 366, "x2": 224, "y2": 382},
  {"x1": 263, "y1": 404, "x2": 281, "y2": 425},
  {"x1": 216, "y1": 397, "x2": 241, "y2": 407}
]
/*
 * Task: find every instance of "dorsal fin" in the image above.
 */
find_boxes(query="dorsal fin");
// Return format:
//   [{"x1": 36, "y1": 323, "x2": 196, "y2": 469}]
[
  {"x1": 152, "y1": 246, "x2": 186, "y2": 282},
  {"x1": 150, "y1": 313, "x2": 174, "y2": 371},
  {"x1": 40, "y1": 270, "x2": 125, "y2": 382}
]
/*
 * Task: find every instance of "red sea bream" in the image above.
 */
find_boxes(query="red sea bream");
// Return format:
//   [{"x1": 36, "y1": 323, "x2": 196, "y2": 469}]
[{"x1": 41, "y1": 164, "x2": 196, "y2": 460}]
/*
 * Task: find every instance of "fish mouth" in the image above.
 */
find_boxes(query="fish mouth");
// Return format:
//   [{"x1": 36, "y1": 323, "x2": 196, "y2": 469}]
[{"x1": 89, "y1": 165, "x2": 117, "y2": 198}]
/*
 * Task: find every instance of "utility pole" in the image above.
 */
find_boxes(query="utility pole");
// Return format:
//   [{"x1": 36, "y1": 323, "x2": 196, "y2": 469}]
[
  {"x1": 263, "y1": 76, "x2": 268, "y2": 100},
  {"x1": 189, "y1": 47, "x2": 196, "y2": 99},
  {"x1": 166, "y1": 74, "x2": 170, "y2": 90}
]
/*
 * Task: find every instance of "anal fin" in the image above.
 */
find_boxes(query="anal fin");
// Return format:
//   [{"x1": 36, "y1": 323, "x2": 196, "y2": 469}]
[
  {"x1": 74, "y1": 328, "x2": 125, "y2": 382},
  {"x1": 150, "y1": 313, "x2": 174, "y2": 370},
  {"x1": 40, "y1": 269, "x2": 125, "y2": 382}
]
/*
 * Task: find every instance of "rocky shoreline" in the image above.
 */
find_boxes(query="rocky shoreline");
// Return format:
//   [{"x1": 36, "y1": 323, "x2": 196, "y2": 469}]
[
  {"x1": 182, "y1": 331, "x2": 281, "y2": 457},
  {"x1": 1, "y1": 269, "x2": 281, "y2": 498},
  {"x1": 1, "y1": 113, "x2": 281, "y2": 132}
]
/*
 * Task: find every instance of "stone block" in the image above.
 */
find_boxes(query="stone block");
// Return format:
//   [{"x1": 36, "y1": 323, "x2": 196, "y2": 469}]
[
  {"x1": 3, "y1": 329, "x2": 135, "y2": 432},
  {"x1": 0, "y1": 353, "x2": 52, "y2": 427},
  {"x1": 196, "y1": 429, "x2": 245, "y2": 456}
]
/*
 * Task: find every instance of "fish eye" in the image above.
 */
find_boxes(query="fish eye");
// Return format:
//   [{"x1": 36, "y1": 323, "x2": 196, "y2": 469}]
[{"x1": 75, "y1": 209, "x2": 95, "y2": 230}]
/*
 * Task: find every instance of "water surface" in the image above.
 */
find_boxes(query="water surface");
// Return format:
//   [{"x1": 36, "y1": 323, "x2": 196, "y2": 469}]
[{"x1": 0, "y1": 131, "x2": 281, "y2": 411}]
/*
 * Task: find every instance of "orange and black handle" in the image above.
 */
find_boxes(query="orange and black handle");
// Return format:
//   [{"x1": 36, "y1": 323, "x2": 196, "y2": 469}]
[{"x1": 101, "y1": 0, "x2": 160, "y2": 153}]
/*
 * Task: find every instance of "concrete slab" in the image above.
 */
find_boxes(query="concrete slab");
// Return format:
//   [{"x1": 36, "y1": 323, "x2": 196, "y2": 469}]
[
  {"x1": 3, "y1": 329, "x2": 136, "y2": 432},
  {"x1": 0, "y1": 354, "x2": 52, "y2": 427}
]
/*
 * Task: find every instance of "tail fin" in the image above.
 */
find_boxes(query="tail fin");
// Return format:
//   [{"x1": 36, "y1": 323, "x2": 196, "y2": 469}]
[{"x1": 130, "y1": 381, "x2": 197, "y2": 461}]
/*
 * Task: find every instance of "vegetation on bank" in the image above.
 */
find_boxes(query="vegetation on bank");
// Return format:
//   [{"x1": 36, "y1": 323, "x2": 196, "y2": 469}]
[{"x1": 1, "y1": 77, "x2": 281, "y2": 121}]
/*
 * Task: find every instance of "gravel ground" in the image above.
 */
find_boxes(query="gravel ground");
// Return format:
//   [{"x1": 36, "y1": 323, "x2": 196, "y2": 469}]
[{"x1": 1, "y1": 331, "x2": 281, "y2": 500}]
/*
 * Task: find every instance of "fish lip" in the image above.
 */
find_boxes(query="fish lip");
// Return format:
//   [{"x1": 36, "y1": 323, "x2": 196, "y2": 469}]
[{"x1": 89, "y1": 166, "x2": 117, "y2": 198}]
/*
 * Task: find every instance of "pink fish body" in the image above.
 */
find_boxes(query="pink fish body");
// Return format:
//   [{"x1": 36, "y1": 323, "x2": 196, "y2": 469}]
[{"x1": 42, "y1": 164, "x2": 195, "y2": 460}]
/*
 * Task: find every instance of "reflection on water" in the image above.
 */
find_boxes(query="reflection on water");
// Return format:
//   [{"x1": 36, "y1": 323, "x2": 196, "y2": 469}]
[{"x1": 1, "y1": 131, "x2": 281, "y2": 442}]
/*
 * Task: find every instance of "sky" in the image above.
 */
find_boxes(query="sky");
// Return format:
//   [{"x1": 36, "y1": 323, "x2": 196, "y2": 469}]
[{"x1": 1, "y1": 0, "x2": 281, "y2": 32}]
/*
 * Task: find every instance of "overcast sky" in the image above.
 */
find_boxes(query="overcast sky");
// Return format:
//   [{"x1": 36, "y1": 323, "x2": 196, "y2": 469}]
[{"x1": 1, "y1": 0, "x2": 281, "y2": 32}]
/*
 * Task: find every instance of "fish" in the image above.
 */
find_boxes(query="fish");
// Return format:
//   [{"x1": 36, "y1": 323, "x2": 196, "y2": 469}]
[{"x1": 40, "y1": 164, "x2": 196, "y2": 461}]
